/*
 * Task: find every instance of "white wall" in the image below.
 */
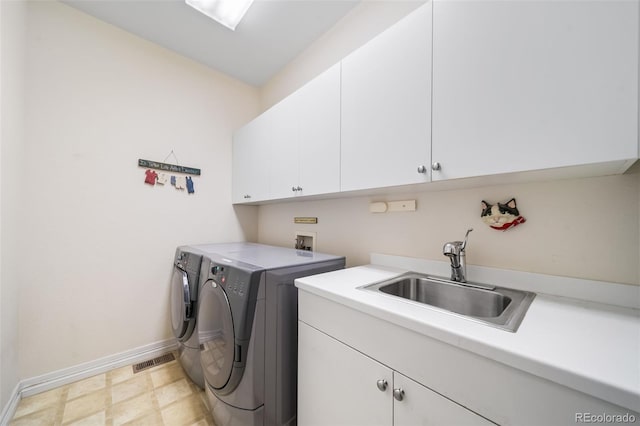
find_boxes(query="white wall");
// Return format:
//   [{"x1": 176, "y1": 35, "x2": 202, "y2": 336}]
[
  {"x1": 257, "y1": 1, "x2": 640, "y2": 287},
  {"x1": 17, "y1": 1, "x2": 259, "y2": 379},
  {"x1": 1, "y1": 0, "x2": 26, "y2": 409}
]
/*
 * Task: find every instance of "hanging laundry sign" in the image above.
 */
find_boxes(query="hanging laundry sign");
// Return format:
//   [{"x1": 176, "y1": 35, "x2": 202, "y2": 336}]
[
  {"x1": 138, "y1": 159, "x2": 201, "y2": 176},
  {"x1": 140, "y1": 151, "x2": 197, "y2": 195}
]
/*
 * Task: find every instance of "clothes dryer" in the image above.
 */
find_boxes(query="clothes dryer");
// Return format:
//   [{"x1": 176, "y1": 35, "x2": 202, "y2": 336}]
[
  {"x1": 194, "y1": 243, "x2": 345, "y2": 426},
  {"x1": 170, "y1": 247, "x2": 204, "y2": 388}
]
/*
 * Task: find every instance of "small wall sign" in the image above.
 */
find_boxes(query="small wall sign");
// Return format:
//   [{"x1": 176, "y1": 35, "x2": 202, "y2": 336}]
[{"x1": 294, "y1": 217, "x2": 318, "y2": 224}]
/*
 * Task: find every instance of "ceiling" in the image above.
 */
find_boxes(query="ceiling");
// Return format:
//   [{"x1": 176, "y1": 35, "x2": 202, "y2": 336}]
[{"x1": 62, "y1": 0, "x2": 360, "y2": 87}]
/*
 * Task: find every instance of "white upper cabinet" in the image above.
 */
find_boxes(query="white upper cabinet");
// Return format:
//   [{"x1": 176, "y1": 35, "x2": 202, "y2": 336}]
[
  {"x1": 267, "y1": 93, "x2": 300, "y2": 200},
  {"x1": 431, "y1": 0, "x2": 639, "y2": 181},
  {"x1": 233, "y1": 64, "x2": 341, "y2": 203},
  {"x1": 341, "y1": 2, "x2": 432, "y2": 192},
  {"x1": 297, "y1": 63, "x2": 341, "y2": 197},
  {"x1": 232, "y1": 114, "x2": 270, "y2": 203},
  {"x1": 234, "y1": 0, "x2": 639, "y2": 203},
  {"x1": 270, "y1": 63, "x2": 341, "y2": 199}
]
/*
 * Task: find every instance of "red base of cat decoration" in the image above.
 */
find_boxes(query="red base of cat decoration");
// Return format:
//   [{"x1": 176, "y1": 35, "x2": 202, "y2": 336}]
[{"x1": 481, "y1": 198, "x2": 526, "y2": 231}]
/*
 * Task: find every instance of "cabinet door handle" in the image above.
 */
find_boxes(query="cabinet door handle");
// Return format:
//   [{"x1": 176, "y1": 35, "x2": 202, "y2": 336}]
[
  {"x1": 417, "y1": 165, "x2": 427, "y2": 174},
  {"x1": 431, "y1": 162, "x2": 441, "y2": 171},
  {"x1": 376, "y1": 379, "x2": 388, "y2": 392},
  {"x1": 393, "y1": 388, "x2": 405, "y2": 401}
]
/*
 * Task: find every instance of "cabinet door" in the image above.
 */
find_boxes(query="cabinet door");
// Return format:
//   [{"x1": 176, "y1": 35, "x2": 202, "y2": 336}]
[
  {"x1": 298, "y1": 321, "x2": 392, "y2": 426},
  {"x1": 267, "y1": 96, "x2": 300, "y2": 200},
  {"x1": 341, "y1": 3, "x2": 432, "y2": 192},
  {"x1": 298, "y1": 63, "x2": 341, "y2": 197},
  {"x1": 432, "y1": 0, "x2": 639, "y2": 181},
  {"x1": 232, "y1": 115, "x2": 270, "y2": 203},
  {"x1": 393, "y1": 372, "x2": 494, "y2": 426}
]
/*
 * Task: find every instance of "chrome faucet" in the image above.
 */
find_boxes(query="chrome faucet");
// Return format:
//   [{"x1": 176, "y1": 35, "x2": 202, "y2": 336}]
[{"x1": 443, "y1": 229, "x2": 473, "y2": 283}]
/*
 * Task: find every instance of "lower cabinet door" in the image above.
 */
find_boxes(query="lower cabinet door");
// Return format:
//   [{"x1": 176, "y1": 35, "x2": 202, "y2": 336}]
[
  {"x1": 393, "y1": 372, "x2": 494, "y2": 426},
  {"x1": 298, "y1": 321, "x2": 392, "y2": 426}
]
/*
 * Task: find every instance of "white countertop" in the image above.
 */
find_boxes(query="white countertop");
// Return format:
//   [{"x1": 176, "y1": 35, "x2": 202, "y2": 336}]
[{"x1": 295, "y1": 260, "x2": 640, "y2": 413}]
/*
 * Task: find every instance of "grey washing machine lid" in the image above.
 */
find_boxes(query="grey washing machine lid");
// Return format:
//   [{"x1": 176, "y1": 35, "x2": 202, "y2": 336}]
[
  {"x1": 198, "y1": 279, "x2": 236, "y2": 391},
  {"x1": 170, "y1": 264, "x2": 194, "y2": 341}
]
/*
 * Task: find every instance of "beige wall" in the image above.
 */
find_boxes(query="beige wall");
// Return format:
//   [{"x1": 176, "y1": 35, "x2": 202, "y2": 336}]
[
  {"x1": 257, "y1": 0, "x2": 640, "y2": 287},
  {"x1": 259, "y1": 173, "x2": 640, "y2": 285},
  {"x1": 16, "y1": 1, "x2": 259, "y2": 379},
  {"x1": 1, "y1": 0, "x2": 26, "y2": 409}
]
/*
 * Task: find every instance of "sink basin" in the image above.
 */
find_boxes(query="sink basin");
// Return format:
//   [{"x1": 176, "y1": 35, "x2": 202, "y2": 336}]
[{"x1": 362, "y1": 273, "x2": 535, "y2": 332}]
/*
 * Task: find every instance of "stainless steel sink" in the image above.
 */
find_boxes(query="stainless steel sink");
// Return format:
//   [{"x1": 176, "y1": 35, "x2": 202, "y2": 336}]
[{"x1": 362, "y1": 273, "x2": 535, "y2": 332}]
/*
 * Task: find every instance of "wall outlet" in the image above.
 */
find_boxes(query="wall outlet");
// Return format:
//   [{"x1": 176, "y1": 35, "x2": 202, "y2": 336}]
[{"x1": 295, "y1": 231, "x2": 316, "y2": 252}]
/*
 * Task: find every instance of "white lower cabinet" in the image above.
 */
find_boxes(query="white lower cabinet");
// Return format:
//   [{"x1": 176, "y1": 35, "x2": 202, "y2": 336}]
[
  {"x1": 393, "y1": 372, "x2": 492, "y2": 426},
  {"x1": 298, "y1": 321, "x2": 493, "y2": 426}
]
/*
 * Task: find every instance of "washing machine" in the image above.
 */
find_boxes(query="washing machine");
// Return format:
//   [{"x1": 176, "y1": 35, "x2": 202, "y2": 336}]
[{"x1": 195, "y1": 243, "x2": 345, "y2": 426}]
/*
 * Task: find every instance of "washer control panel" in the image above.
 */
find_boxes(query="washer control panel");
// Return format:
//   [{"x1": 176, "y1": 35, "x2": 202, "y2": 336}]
[{"x1": 209, "y1": 263, "x2": 247, "y2": 297}]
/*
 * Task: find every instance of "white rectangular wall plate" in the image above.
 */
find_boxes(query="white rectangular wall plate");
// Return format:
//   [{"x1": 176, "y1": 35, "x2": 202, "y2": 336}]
[{"x1": 386, "y1": 200, "x2": 416, "y2": 212}]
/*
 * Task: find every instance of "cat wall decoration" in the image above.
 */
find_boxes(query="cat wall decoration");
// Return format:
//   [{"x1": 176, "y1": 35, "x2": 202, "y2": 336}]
[{"x1": 481, "y1": 198, "x2": 526, "y2": 231}]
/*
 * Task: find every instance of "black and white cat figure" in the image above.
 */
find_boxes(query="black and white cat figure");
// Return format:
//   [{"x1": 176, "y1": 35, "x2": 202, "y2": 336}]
[{"x1": 481, "y1": 198, "x2": 526, "y2": 231}]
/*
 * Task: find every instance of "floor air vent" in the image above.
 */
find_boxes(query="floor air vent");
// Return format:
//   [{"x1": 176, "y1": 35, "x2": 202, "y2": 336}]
[{"x1": 132, "y1": 352, "x2": 175, "y2": 374}]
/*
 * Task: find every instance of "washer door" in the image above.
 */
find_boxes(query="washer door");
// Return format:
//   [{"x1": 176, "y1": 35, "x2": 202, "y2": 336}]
[
  {"x1": 198, "y1": 279, "x2": 236, "y2": 391},
  {"x1": 170, "y1": 266, "x2": 193, "y2": 341}
]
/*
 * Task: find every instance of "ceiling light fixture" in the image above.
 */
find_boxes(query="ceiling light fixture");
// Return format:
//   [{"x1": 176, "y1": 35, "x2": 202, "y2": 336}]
[{"x1": 185, "y1": 0, "x2": 255, "y2": 31}]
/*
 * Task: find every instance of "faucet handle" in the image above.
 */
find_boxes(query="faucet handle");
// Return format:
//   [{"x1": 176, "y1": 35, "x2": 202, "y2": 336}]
[{"x1": 461, "y1": 228, "x2": 473, "y2": 250}]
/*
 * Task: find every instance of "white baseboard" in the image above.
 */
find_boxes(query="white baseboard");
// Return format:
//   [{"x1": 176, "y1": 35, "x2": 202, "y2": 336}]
[
  {"x1": 0, "y1": 338, "x2": 177, "y2": 425},
  {"x1": 0, "y1": 383, "x2": 21, "y2": 426}
]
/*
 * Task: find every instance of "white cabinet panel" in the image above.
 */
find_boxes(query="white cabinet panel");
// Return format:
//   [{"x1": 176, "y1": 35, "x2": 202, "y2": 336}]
[
  {"x1": 298, "y1": 63, "x2": 341, "y2": 197},
  {"x1": 234, "y1": 64, "x2": 341, "y2": 203},
  {"x1": 341, "y1": 3, "x2": 432, "y2": 191},
  {"x1": 268, "y1": 96, "x2": 300, "y2": 200},
  {"x1": 298, "y1": 320, "x2": 494, "y2": 426},
  {"x1": 393, "y1": 372, "x2": 493, "y2": 426},
  {"x1": 298, "y1": 322, "x2": 391, "y2": 426},
  {"x1": 432, "y1": 0, "x2": 639, "y2": 181},
  {"x1": 232, "y1": 115, "x2": 270, "y2": 203}
]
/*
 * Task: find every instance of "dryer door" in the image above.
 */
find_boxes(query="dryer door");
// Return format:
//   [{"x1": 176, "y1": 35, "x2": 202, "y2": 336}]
[
  {"x1": 170, "y1": 265, "x2": 193, "y2": 341},
  {"x1": 198, "y1": 279, "x2": 235, "y2": 391}
]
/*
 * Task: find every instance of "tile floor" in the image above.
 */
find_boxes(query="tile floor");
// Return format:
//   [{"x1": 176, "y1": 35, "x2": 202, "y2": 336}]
[{"x1": 10, "y1": 353, "x2": 215, "y2": 426}]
